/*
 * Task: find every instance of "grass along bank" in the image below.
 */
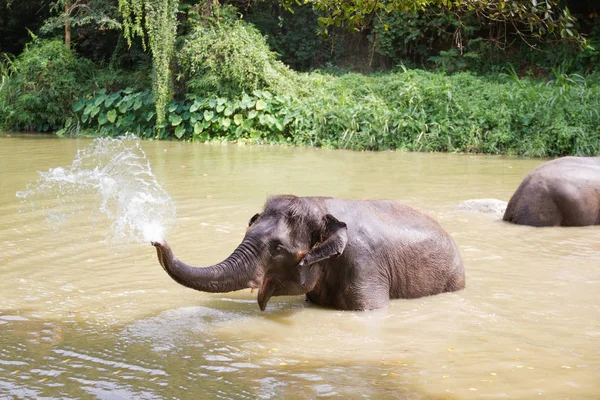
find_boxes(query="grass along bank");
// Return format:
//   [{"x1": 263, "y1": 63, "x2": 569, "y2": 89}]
[{"x1": 65, "y1": 67, "x2": 600, "y2": 157}]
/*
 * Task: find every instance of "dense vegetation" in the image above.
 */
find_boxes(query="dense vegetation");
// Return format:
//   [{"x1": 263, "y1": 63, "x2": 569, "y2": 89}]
[{"x1": 1, "y1": 0, "x2": 599, "y2": 156}]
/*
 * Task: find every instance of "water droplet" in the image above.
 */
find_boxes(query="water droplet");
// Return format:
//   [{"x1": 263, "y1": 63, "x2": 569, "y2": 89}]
[{"x1": 17, "y1": 136, "x2": 176, "y2": 246}]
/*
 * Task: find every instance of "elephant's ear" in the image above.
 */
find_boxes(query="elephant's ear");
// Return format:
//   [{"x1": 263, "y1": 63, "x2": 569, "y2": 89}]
[
  {"x1": 248, "y1": 213, "x2": 260, "y2": 227},
  {"x1": 299, "y1": 214, "x2": 348, "y2": 267}
]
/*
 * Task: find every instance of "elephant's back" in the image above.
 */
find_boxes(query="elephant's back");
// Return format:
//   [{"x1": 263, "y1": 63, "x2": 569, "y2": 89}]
[
  {"x1": 327, "y1": 198, "x2": 452, "y2": 243},
  {"x1": 503, "y1": 157, "x2": 600, "y2": 226},
  {"x1": 328, "y1": 198, "x2": 462, "y2": 269},
  {"x1": 529, "y1": 156, "x2": 600, "y2": 183},
  {"x1": 360, "y1": 200, "x2": 465, "y2": 298},
  {"x1": 510, "y1": 156, "x2": 600, "y2": 201},
  {"x1": 323, "y1": 198, "x2": 465, "y2": 301}
]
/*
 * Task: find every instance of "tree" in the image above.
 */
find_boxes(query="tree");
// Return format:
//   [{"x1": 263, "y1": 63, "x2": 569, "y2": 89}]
[
  {"x1": 117, "y1": 0, "x2": 587, "y2": 131},
  {"x1": 119, "y1": 0, "x2": 178, "y2": 128},
  {"x1": 303, "y1": 0, "x2": 586, "y2": 48},
  {"x1": 41, "y1": 0, "x2": 121, "y2": 49}
]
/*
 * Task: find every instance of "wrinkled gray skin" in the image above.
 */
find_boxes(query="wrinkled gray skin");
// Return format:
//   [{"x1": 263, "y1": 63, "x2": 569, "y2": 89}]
[
  {"x1": 152, "y1": 195, "x2": 465, "y2": 311},
  {"x1": 503, "y1": 157, "x2": 600, "y2": 227}
]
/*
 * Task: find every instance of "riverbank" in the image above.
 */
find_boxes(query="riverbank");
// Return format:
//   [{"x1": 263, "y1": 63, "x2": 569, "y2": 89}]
[
  {"x1": 2, "y1": 47, "x2": 599, "y2": 157},
  {"x1": 64, "y1": 68, "x2": 600, "y2": 157}
]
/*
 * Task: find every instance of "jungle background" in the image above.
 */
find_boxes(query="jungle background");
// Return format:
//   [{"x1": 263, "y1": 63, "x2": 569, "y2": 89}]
[{"x1": 1, "y1": 0, "x2": 599, "y2": 156}]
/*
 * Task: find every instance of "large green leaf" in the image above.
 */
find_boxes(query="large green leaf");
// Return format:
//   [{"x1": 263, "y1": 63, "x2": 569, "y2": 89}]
[
  {"x1": 170, "y1": 115, "x2": 183, "y2": 126},
  {"x1": 174, "y1": 125, "x2": 186, "y2": 139},
  {"x1": 190, "y1": 101, "x2": 201, "y2": 113},
  {"x1": 94, "y1": 95, "x2": 106, "y2": 107},
  {"x1": 275, "y1": 119, "x2": 284, "y2": 131},
  {"x1": 104, "y1": 96, "x2": 116, "y2": 108},
  {"x1": 221, "y1": 118, "x2": 231, "y2": 128},
  {"x1": 204, "y1": 110, "x2": 214, "y2": 121},
  {"x1": 107, "y1": 109, "x2": 117, "y2": 123},
  {"x1": 119, "y1": 100, "x2": 132, "y2": 114},
  {"x1": 83, "y1": 104, "x2": 94, "y2": 115},
  {"x1": 255, "y1": 100, "x2": 267, "y2": 111},
  {"x1": 233, "y1": 114, "x2": 243, "y2": 126},
  {"x1": 194, "y1": 121, "x2": 204, "y2": 134},
  {"x1": 240, "y1": 95, "x2": 254, "y2": 109},
  {"x1": 73, "y1": 99, "x2": 86, "y2": 112}
]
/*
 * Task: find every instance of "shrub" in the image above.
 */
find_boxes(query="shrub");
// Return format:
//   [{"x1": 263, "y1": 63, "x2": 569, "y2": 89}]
[
  {"x1": 177, "y1": 19, "x2": 297, "y2": 98},
  {"x1": 68, "y1": 88, "x2": 293, "y2": 143},
  {"x1": 0, "y1": 38, "x2": 95, "y2": 131}
]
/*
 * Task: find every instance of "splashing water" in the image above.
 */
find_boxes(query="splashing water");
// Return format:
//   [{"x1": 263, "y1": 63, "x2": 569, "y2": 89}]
[{"x1": 17, "y1": 135, "x2": 176, "y2": 245}]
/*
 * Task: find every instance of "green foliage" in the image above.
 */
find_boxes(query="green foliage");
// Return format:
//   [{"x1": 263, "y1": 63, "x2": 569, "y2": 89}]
[
  {"x1": 68, "y1": 88, "x2": 293, "y2": 142},
  {"x1": 245, "y1": 4, "x2": 344, "y2": 71},
  {"x1": 178, "y1": 18, "x2": 298, "y2": 98},
  {"x1": 66, "y1": 68, "x2": 600, "y2": 157},
  {"x1": 309, "y1": 0, "x2": 586, "y2": 47},
  {"x1": 118, "y1": 0, "x2": 179, "y2": 126},
  {"x1": 370, "y1": 10, "x2": 481, "y2": 69},
  {"x1": 0, "y1": 38, "x2": 95, "y2": 131},
  {"x1": 41, "y1": 0, "x2": 122, "y2": 36},
  {"x1": 280, "y1": 68, "x2": 600, "y2": 156}
]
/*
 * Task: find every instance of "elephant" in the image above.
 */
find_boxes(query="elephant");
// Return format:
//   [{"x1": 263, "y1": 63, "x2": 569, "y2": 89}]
[
  {"x1": 152, "y1": 195, "x2": 465, "y2": 311},
  {"x1": 503, "y1": 157, "x2": 600, "y2": 227}
]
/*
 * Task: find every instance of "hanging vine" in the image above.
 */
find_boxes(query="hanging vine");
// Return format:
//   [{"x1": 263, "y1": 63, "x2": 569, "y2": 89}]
[{"x1": 118, "y1": 0, "x2": 178, "y2": 128}]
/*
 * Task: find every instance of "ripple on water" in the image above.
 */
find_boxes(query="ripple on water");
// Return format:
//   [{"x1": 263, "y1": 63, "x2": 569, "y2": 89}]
[{"x1": 121, "y1": 306, "x2": 247, "y2": 352}]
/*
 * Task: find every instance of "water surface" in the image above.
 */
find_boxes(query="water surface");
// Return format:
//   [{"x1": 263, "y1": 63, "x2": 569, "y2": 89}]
[{"x1": 1, "y1": 134, "x2": 599, "y2": 399}]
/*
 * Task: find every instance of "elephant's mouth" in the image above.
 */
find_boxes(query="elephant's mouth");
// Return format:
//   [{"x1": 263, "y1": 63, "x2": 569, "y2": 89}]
[{"x1": 256, "y1": 273, "x2": 312, "y2": 311}]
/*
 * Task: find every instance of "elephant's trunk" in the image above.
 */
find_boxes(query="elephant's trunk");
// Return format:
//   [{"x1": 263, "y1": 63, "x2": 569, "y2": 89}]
[{"x1": 152, "y1": 237, "x2": 265, "y2": 293}]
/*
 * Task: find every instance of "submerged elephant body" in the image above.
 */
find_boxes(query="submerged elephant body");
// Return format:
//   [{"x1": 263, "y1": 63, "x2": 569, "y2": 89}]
[
  {"x1": 503, "y1": 157, "x2": 600, "y2": 227},
  {"x1": 153, "y1": 196, "x2": 465, "y2": 311}
]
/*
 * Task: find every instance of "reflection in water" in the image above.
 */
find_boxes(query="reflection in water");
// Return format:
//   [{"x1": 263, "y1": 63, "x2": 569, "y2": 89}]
[{"x1": 1, "y1": 135, "x2": 599, "y2": 399}]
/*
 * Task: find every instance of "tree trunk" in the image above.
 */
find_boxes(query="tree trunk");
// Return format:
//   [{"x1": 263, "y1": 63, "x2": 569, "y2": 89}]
[{"x1": 64, "y1": 1, "x2": 71, "y2": 50}]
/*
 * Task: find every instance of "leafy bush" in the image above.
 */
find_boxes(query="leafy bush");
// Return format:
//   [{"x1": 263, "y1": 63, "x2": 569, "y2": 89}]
[
  {"x1": 0, "y1": 38, "x2": 95, "y2": 131},
  {"x1": 69, "y1": 88, "x2": 293, "y2": 143},
  {"x1": 177, "y1": 18, "x2": 298, "y2": 98}
]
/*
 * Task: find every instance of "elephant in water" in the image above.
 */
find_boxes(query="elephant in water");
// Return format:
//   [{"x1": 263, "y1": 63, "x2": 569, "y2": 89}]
[
  {"x1": 152, "y1": 195, "x2": 465, "y2": 311},
  {"x1": 503, "y1": 157, "x2": 600, "y2": 226}
]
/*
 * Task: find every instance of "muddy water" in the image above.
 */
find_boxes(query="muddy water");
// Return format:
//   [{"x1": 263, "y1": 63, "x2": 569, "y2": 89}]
[{"x1": 1, "y1": 134, "x2": 599, "y2": 399}]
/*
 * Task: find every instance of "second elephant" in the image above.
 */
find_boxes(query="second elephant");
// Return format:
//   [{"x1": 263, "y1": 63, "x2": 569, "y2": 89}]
[{"x1": 503, "y1": 157, "x2": 600, "y2": 227}]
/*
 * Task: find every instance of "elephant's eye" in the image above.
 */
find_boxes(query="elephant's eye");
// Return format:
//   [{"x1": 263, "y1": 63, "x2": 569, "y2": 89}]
[{"x1": 270, "y1": 240, "x2": 287, "y2": 254}]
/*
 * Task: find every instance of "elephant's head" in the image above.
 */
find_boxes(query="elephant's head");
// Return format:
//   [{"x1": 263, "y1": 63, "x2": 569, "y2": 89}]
[{"x1": 152, "y1": 195, "x2": 348, "y2": 310}]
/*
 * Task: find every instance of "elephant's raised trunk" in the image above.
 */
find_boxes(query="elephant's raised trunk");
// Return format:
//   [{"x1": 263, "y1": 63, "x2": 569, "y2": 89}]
[{"x1": 152, "y1": 237, "x2": 265, "y2": 293}]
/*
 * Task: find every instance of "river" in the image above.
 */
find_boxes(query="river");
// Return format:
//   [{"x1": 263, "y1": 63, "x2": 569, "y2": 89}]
[{"x1": 1, "y1": 134, "x2": 599, "y2": 399}]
